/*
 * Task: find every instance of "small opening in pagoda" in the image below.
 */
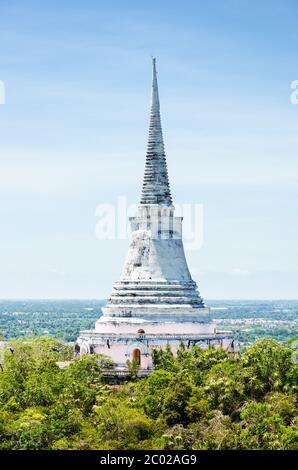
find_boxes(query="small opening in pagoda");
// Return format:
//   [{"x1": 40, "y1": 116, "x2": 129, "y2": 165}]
[{"x1": 132, "y1": 348, "x2": 141, "y2": 365}]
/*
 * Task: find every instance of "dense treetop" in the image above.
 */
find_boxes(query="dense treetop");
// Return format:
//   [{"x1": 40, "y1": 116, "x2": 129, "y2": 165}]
[{"x1": 0, "y1": 336, "x2": 297, "y2": 450}]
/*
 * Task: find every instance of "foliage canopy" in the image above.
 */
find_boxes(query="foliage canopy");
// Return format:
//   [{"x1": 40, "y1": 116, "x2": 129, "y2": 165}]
[{"x1": 0, "y1": 336, "x2": 297, "y2": 449}]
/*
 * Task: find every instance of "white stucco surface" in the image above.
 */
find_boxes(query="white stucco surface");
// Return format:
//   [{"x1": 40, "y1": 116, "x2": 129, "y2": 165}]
[{"x1": 76, "y1": 59, "x2": 236, "y2": 368}]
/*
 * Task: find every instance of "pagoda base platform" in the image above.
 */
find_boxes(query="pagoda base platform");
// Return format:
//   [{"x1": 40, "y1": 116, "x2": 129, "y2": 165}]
[{"x1": 76, "y1": 318, "x2": 236, "y2": 369}]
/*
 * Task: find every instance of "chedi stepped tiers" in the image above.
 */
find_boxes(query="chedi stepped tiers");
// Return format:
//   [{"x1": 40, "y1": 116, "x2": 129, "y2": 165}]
[{"x1": 76, "y1": 59, "x2": 235, "y2": 368}]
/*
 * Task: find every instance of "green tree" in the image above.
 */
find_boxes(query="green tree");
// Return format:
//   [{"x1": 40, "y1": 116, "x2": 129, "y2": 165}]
[
  {"x1": 126, "y1": 358, "x2": 140, "y2": 379},
  {"x1": 239, "y1": 401, "x2": 298, "y2": 450},
  {"x1": 0, "y1": 335, "x2": 297, "y2": 450},
  {"x1": 192, "y1": 411, "x2": 240, "y2": 450},
  {"x1": 93, "y1": 398, "x2": 156, "y2": 449},
  {"x1": 161, "y1": 372, "x2": 193, "y2": 426},
  {"x1": 23, "y1": 359, "x2": 63, "y2": 407},
  {"x1": 134, "y1": 369, "x2": 174, "y2": 418},
  {"x1": 67, "y1": 355, "x2": 106, "y2": 387},
  {"x1": 204, "y1": 361, "x2": 245, "y2": 414},
  {"x1": 242, "y1": 338, "x2": 293, "y2": 397},
  {"x1": 186, "y1": 386, "x2": 211, "y2": 422},
  {"x1": 152, "y1": 344, "x2": 176, "y2": 371},
  {"x1": 9, "y1": 407, "x2": 51, "y2": 450}
]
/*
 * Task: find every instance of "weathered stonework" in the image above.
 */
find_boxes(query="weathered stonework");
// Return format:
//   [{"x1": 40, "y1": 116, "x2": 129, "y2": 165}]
[
  {"x1": 76, "y1": 59, "x2": 236, "y2": 368},
  {"x1": 141, "y1": 58, "x2": 172, "y2": 206}
]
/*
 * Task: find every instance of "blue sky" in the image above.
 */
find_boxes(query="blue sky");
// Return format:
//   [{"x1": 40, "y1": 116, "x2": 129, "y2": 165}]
[{"x1": 0, "y1": 0, "x2": 297, "y2": 299}]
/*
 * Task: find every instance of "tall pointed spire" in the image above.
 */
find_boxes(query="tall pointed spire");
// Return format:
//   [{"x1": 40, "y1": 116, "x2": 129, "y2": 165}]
[{"x1": 140, "y1": 58, "x2": 172, "y2": 205}]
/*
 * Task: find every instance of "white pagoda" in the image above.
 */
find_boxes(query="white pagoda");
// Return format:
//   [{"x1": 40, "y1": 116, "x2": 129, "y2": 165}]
[{"x1": 76, "y1": 59, "x2": 235, "y2": 368}]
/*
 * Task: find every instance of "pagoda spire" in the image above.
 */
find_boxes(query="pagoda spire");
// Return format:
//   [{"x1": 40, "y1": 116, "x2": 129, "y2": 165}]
[{"x1": 140, "y1": 58, "x2": 172, "y2": 205}]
